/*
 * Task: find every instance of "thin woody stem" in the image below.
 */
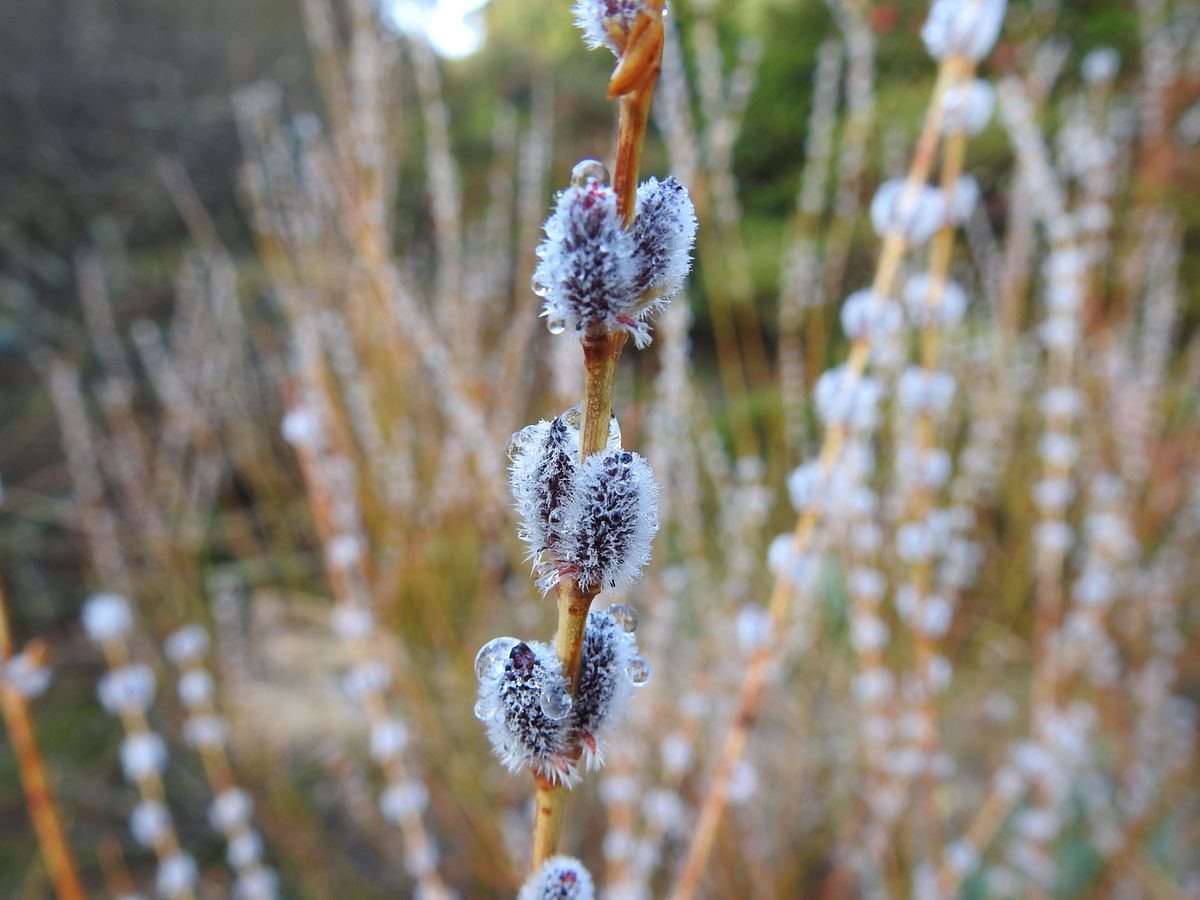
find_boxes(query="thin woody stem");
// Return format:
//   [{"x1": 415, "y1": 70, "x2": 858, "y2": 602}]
[
  {"x1": 614, "y1": 86, "x2": 656, "y2": 226},
  {"x1": 0, "y1": 575, "x2": 87, "y2": 900},
  {"x1": 530, "y1": 6, "x2": 665, "y2": 872}
]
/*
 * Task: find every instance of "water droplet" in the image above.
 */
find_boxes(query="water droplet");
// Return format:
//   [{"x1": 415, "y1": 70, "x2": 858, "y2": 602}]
[
  {"x1": 539, "y1": 685, "x2": 573, "y2": 720},
  {"x1": 530, "y1": 273, "x2": 549, "y2": 297},
  {"x1": 474, "y1": 637, "x2": 519, "y2": 683},
  {"x1": 473, "y1": 696, "x2": 499, "y2": 722},
  {"x1": 548, "y1": 507, "x2": 564, "y2": 526},
  {"x1": 625, "y1": 656, "x2": 652, "y2": 687},
  {"x1": 547, "y1": 316, "x2": 567, "y2": 336},
  {"x1": 607, "y1": 414, "x2": 622, "y2": 450},
  {"x1": 607, "y1": 603, "x2": 638, "y2": 633},
  {"x1": 507, "y1": 426, "x2": 538, "y2": 461},
  {"x1": 571, "y1": 159, "x2": 610, "y2": 188},
  {"x1": 562, "y1": 406, "x2": 583, "y2": 430}
]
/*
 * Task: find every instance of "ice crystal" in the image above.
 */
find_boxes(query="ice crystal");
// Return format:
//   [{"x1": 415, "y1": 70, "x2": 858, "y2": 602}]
[
  {"x1": 558, "y1": 449, "x2": 660, "y2": 592},
  {"x1": 573, "y1": 607, "x2": 640, "y2": 768},
  {"x1": 478, "y1": 641, "x2": 577, "y2": 784},
  {"x1": 518, "y1": 854, "x2": 596, "y2": 900},
  {"x1": 533, "y1": 165, "x2": 696, "y2": 348},
  {"x1": 573, "y1": 0, "x2": 651, "y2": 57}
]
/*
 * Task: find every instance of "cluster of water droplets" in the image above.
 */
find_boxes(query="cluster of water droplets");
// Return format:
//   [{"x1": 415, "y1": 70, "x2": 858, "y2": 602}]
[
  {"x1": 602, "y1": 602, "x2": 653, "y2": 687},
  {"x1": 473, "y1": 637, "x2": 575, "y2": 723}
]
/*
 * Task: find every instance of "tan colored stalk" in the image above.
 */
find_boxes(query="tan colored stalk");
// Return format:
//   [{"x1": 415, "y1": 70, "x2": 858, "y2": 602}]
[
  {"x1": 0, "y1": 578, "x2": 86, "y2": 900},
  {"x1": 530, "y1": 2, "x2": 665, "y2": 870},
  {"x1": 670, "y1": 56, "x2": 965, "y2": 900}
]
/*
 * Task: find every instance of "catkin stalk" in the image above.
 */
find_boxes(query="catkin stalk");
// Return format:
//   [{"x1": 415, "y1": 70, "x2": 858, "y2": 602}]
[
  {"x1": 0, "y1": 577, "x2": 86, "y2": 900},
  {"x1": 530, "y1": 6, "x2": 664, "y2": 870}
]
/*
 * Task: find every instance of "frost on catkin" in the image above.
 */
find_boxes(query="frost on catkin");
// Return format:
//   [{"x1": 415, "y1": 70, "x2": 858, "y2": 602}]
[
  {"x1": 533, "y1": 164, "x2": 696, "y2": 348},
  {"x1": 518, "y1": 854, "x2": 595, "y2": 900},
  {"x1": 534, "y1": 169, "x2": 638, "y2": 343},
  {"x1": 478, "y1": 641, "x2": 577, "y2": 785},
  {"x1": 628, "y1": 176, "x2": 698, "y2": 337},
  {"x1": 573, "y1": 0, "x2": 650, "y2": 57},
  {"x1": 573, "y1": 607, "x2": 642, "y2": 768},
  {"x1": 509, "y1": 414, "x2": 580, "y2": 586},
  {"x1": 559, "y1": 449, "x2": 660, "y2": 592}
]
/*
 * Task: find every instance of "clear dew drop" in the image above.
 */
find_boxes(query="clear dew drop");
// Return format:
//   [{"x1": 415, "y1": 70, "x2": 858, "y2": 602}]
[
  {"x1": 607, "y1": 603, "x2": 639, "y2": 633},
  {"x1": 562, "y1": 405, "x2": 583, "y2": 430},
  {"x1": 473, "y1": 696, "x2": 499, "y2": 722},
  {"x1": 570, "y1": 159, "x2": 610, "y2": 188},
  {"x1": 607, "y1": 414, "x2": 623, "y2": 450},
  {"x1": 507, "y1": 426, "x2": 538, "y2": 462},
  {"x1": 539, "y1": 684, "x2": 573, "y2": 720},
  {"x1": 530, "y1": 274, "x2": 550, "y2": 297},
  {"x1": 625, "y1": 656, "x2": 652, "y2": 687},
  {"x1": 474, "y1": 637, "x2": 519, "y2": 683},
  {"x1": 547, "y1": 316, "x2": 567, "y2": 336},
  {"x1": 547, "y1": 507, "x2": 564, "y2": 526}
]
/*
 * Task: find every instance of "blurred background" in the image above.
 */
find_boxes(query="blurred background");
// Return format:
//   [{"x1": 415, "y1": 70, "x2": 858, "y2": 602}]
[{"x1": 1, "y1": 0, "x2": 1199, "y2": 897}]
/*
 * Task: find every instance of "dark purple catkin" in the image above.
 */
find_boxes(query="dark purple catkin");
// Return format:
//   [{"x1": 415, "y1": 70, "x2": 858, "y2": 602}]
[
  {"x1": 475, "y1": 640, "x2": 578, "y2": 785},
  {"x1": 509, "y1": 414, "x2": 580, "y2": 584},
  {"x1": 533, "y1": 163, "x2": 696, "y2": 348},
  {"x1": 518, "y1": 854, "x2": 595, "y2": 900},
  {"x1": 573, "y1": 605, "x2": 647, "y2": 768},
  {"x1": 558, "y1": 449, "x2": 660, "y2": 593}
]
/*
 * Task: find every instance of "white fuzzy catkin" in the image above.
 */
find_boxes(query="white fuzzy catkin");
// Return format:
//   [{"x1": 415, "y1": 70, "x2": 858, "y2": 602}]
[
  {"x1": 534, "y1": 165, "x2": 637, "y2": 342},
  {"x1": 478, "y1": 641, "x2": 576, "y2": 784},
  {"x1": 518, "y1": 854, "x2": 596, "y2": 900},
  {"x1": 559, "y1": 449, "x2": 660, "y2": 593},
  {"x1": 121, "y1": 732, "x2": 168, "y2": 781},
  {"x1": 921, "y1": 0, "x2": 1007, "y2": 62},
  {"x1": 98, "y1": 664, "x2": 157, "y2": 714},
  {"x1": 509, "y1": 414, "x2": 580, "y2": 581},
  {"x1": 533, "y1": 164, "x2": 695, "y2": 348},
  {"x1": 941, "y1": 79, "x2": 996, "y2": 135},
  {"x1": 869, "y1": 180, "x2": 945, "y2": 245},
  {"x1": 627, "y1": 176, "x2": 699, "y2": 340},
  {"x1": 82, "y1": 592, "x2": 134, "y2": 643},
  {"x1": 164, "y1": 624, "x2": 209, "y2": 665},
  {"x1": 573, "y1": 0, "x2": 651, "y2": 57},
  {"x1": 573, "y1": 607, "x2": 643, "y2": 767},
  {"x1": 3, "y1": 651, "x2": 51, "y2": 698}
]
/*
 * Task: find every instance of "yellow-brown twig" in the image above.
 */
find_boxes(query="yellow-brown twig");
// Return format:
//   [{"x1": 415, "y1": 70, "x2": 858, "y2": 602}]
[
  {"x1": 0, "y1": 575, "x2": 87, "y2": 900},
  {"x1": 529, "y1": 3, "x2": 664, "y2": 872}
]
